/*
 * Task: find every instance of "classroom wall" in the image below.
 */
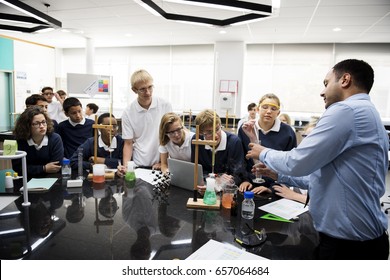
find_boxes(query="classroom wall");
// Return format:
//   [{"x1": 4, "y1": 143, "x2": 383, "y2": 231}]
[
  {"x1": 3, "y1": 38, "x2": 390, "y2": 122},
  {"x1": 0, "y1": 37, "x2": 14, "y2": 129},
  {"x1": 13, "y1": 40, "x2": 56, "y2": 114},
  {"x1": 58, "y1": 43, "x2": 390, "y2": 121}
]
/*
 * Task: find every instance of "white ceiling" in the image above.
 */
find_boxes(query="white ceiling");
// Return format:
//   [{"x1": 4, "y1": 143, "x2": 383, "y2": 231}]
[{"x1": 0, "y1": 0, "x2": 390, "y2": 49}]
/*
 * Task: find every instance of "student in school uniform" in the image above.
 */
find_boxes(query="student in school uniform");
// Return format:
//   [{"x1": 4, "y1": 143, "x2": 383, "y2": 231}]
[
  {"x1": 238, "y1": 93, "x2": 297, "y2": 192},
  {"x1": 69, "y1": 113, "x2": 123, "y2": 171},
  {"x1": 119, "y1": 69, "x2": 172, "y2": 173},
  {"x1": 12, "y1": 106, "x2": 63, "y2": 179},
  {"x1": 191, "y1": 109, "x2": 248, "y2": 188},
  {"x1": 25, "y1": 94, "x2": 58, "y2": 131},
  {"x1": 41, "y1": 86, "x2": 67, "y2": 123},
  {"x1": 158, "y1": 112, "x2": 194, "y2": 173},
  {"x1": 56, "y1": 97, "x2": 94, "y2": 159},
  {"x1": 85, "y1": 103, "x2": 99, "y2": 120}
]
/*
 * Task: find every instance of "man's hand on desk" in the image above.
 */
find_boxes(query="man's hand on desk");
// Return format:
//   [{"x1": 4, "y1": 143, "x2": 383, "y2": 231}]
[
  {"x1": 152, "y1": 162, "x2": 161, "y2": 170},
  {"x1": 239, "y1": 181, "x2": 252, "y2": 192},
  {"x1": 117, "y1": 164, "x2": 126, "y2": 178},
  {"x1": 197, "y1": 185, "x2": 206, "y2": 196},
  {"x1": 45, "y1": 161, "x2": 61, "y2": 173}
]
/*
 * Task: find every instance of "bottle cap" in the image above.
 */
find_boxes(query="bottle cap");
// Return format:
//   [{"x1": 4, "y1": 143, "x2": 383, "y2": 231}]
[
  {"x1": 127, "y1": 161, "x2": 134, "y2": 172},
  {"x1": 244, "y1": 191, "x2": 254, "y2": 199},
  {"x1": 5, "y1": 172, "x2": 11, "y2": 176},
  {"x1": 63, "y1": 158, "x2": 70, "y2": 164},
  {"x1": 13, "y1": 172, "x2": 18, "y2": 177}
]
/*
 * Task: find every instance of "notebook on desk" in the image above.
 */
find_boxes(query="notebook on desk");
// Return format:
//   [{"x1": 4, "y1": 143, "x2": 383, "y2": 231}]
[{"x1": 167, "y1": 158, "x2": 204, "y2": 191}]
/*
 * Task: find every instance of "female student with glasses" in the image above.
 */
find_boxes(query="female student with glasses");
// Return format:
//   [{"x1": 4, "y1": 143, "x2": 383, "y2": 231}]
[
  {"x1": 12, "y1": 106, "x2": 64, "y2": 179},
  {"x1": 158, "y1": 112, "x2": 194, "y2": 173}
]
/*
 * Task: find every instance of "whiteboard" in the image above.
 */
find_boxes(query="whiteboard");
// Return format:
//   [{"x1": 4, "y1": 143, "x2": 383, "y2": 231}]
[{"x1": 67, "y1": 73, "x2": 111, "y2": 99}]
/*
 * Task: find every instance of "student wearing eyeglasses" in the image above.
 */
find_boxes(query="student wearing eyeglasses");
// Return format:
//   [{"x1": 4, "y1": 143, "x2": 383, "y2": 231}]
[
  {"x1": 12, "y1": 106, "x2": 64, "y2": 179},
  {"x1": 69, "y1": 113, "x2": 124, "y2": 171},
  {"x1": 25, "y1": 94, "x2": 59, "y2": 131},
  {"x1": 119, "y1": 69, "x2": 172, "y2": 174},
  {"x1": 158, "y1": 112, "x2": 195, "y2": 173},
  {"x1": 41, "y1": 86, "x2": 67, "y2": 123},
  {"x1": 238, "y1": 93, "x2": 297, "y2": 192},
  {"x1": 191, "y1": 109, "x2": 248, "y2": 188}
]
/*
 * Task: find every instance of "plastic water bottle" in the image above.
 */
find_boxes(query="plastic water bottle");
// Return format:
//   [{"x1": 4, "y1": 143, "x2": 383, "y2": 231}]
[
  {"x1": 241, "y1": 191, "x2": 255, "y2": 219},
  {"x1": 62, "y1": 159, "x2": 72, "y2": 179},
  {"x1": 5, "y1": 171, "x2": 14, "y2": 189},
  {"x1": 125, "y1": 161, "x2": 136, "y2": 188},
  {"x1": 203, "y1": 174, "x2": 217, "y2": 205}
]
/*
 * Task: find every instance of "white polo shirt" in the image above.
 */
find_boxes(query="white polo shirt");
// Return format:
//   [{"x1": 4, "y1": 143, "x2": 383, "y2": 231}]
[
  {"x1": 158, "y1": 130, "x2": 194, "y2": 161},
  {"x1": 121, "y1": 96, "x2": 172, "y2": 167},
  {"x1": 48, "y1": 101, "x2": 67, "y2": 123}
]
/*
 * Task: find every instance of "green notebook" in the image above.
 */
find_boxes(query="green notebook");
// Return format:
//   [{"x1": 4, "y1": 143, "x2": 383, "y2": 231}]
[{"x1": 20, "y1": 178, "x2": 58, "y2": 192}]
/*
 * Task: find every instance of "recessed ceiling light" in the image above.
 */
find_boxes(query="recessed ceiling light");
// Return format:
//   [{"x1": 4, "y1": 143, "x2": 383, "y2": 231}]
[
  {"x1": 333, "y1": 27, "x2": 341, "y2": 32},
  {"x1": 219, "y1": 30, "x2": 227, "y2": 34}
]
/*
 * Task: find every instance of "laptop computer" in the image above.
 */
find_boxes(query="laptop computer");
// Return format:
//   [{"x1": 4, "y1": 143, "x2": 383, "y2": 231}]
[{"x1": 168, "y1": 158, "x2": 204, "y2": 191}]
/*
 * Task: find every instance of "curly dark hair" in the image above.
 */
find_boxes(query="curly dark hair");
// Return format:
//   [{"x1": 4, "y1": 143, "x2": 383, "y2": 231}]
[{"x1": 13, "y1": 106, "x2": 54, "y2": 140}]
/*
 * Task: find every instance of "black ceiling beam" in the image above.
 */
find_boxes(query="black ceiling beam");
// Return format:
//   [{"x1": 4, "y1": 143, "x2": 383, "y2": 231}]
[
  {"x1": 0, "y1": 24, "x2": 50, "y2": 33},
  {"x1": 140, "y1": 0, "x2": 272, "y2": 26},
  {"x1": 0, "y1": 12, "x2": 49, "y2": 25},
  {"x1": 2, "y1": 0, "x2": 62, "y2": 27},
  {"x1": 180, "y1": 0, "x2": 272, "y2": 14}
]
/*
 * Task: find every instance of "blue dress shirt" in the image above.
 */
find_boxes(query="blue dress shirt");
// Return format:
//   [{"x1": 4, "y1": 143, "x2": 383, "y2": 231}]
[{"x1": 260, "y1": 94, "x2": 389, "y2": 241}]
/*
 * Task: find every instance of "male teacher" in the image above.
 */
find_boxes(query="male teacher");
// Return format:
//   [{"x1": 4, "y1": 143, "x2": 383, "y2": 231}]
[{"x1": 245, "y1": 59, "x2": 389, "y2": 260}]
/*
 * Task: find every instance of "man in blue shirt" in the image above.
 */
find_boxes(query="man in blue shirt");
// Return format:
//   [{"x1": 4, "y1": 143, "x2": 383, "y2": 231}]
[{"x1": 246, "y1": 59, "x2": 389, "y2": 260}]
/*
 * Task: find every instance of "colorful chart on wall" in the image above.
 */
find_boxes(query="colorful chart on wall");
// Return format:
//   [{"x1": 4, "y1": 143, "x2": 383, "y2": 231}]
[{"x1": 67, "y1": 73, "x2": 112, "y2": 99}]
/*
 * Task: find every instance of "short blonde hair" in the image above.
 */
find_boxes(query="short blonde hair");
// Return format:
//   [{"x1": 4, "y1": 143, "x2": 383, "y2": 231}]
[
  {"x1": 279, "y1": 113, "x2": 292, "y2": 125},
  {"x1": 258, "y1": 93, "x2": 281, "y2": 107},
  {"x1": 130, "y1": 69, "x2": 153, "y2": 90},
  {"x1": 159, "y1": 112, "x2": 183, "y2": 145},
  {"x1": 195, "y1": 109, "x2": 221, "y2": 133}
]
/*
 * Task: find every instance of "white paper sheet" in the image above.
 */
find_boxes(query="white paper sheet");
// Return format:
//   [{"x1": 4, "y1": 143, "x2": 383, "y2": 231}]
[
  {"x1": 259, "y1": 198, "x2": 308, "y2": 220},
  {"x1": 186, "y1": 239, "x2": 267, "y2": 260},
  {"x1": 134, "y1": 168, "x2": 157, "y2": 185}
]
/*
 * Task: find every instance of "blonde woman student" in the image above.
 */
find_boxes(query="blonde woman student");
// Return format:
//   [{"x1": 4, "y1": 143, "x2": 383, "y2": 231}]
[{"x1": 158, "y1": 112, "x2": 195, "y2": 173}]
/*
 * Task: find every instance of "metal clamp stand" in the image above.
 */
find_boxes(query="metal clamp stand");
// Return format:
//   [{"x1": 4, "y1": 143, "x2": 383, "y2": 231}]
[{"x1": 0, "y1": 150, "x2": 30, "y2": 206}]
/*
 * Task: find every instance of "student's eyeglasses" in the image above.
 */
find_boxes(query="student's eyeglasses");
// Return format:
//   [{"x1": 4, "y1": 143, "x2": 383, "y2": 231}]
[
  {"x1": 31, "y1": 120, "x2": 47, "y2": 127},
  {"x1": 42, "y1": 92, "x2": 54, "y2": 96},
  {"x1": 136, "y1": 85, "x2": 154, "y2": 94},
  {"x1": 202, "y1": 125, "x2": 222, "y2": 137},
  {"x1": 260, "y1": 104, "x2": 279, "y2": 112},
  {"x1": 166, "y1": 127, "x2": 183, "y2": 137}
]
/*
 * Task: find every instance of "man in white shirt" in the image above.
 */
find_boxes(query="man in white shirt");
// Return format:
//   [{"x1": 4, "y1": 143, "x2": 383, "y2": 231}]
[{"x1": 119, "y1": 70, "x2": 172, "y2": 172}]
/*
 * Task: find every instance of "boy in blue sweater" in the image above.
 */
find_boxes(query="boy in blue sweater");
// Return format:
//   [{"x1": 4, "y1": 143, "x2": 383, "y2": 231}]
[
  {"x1": 191, "y1": 109, "x2": 248, "y2": 190},
  {"x1": 57, "y1": 97, "x2": 94, "y2": 159},
  {"x1": 70, "y1": 113, "x2": 124, "y2": 171}
]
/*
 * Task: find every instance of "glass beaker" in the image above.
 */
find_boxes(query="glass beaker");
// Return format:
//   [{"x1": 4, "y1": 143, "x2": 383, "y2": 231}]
[{"x1": 222, "y1": 183, "x2": 237, "y2": 209}]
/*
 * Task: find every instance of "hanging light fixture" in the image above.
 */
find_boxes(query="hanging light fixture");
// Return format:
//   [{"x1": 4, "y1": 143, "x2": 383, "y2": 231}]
[
  {"x1": 0, "y1": 0, "x2": 62, "y2": 33},
  {"x1": 134, "y1": 0, "x2": 275, "y2": 27}
]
